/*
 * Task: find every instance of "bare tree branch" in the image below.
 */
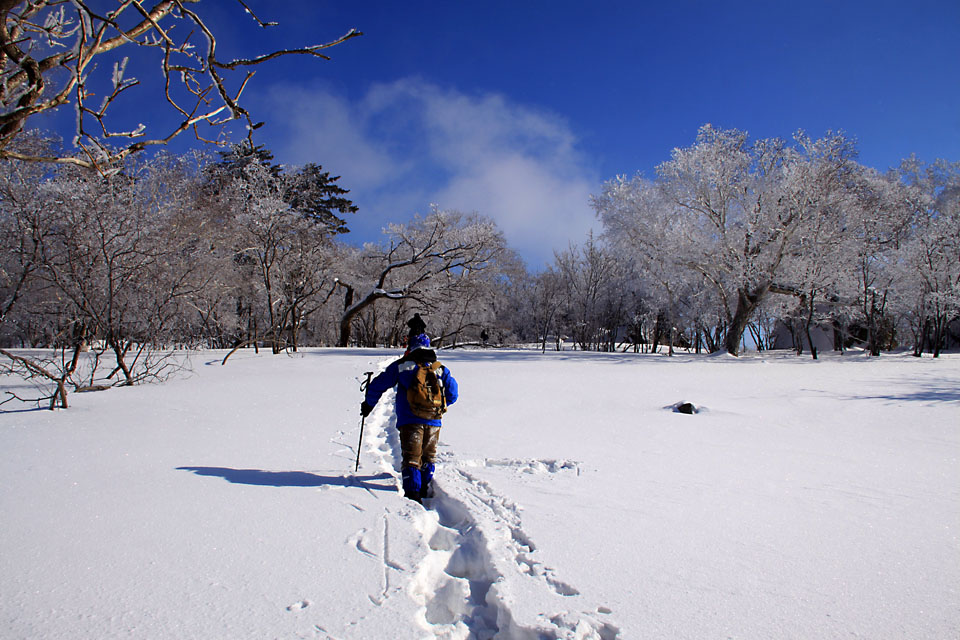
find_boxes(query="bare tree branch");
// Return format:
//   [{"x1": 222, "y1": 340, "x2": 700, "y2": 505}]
[{"x1": 0, "y1": 1, "x2": 361, "y2": 170}]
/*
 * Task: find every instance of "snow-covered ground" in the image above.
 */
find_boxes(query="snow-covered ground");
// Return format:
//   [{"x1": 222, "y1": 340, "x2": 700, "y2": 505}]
[{"x1": 2, "y1": 348, "x2": 958, "y2": 639}]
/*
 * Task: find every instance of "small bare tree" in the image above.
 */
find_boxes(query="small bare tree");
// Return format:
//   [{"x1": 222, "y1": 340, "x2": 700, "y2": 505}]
[
  {"x1": 554, "y1": 234, "x2": 625, "y2": 352},
  {"x1": 525, "y1": 267, "x2": 565, "y2": 352},
  {"x1": 0, "y1": 1, "x2": 360, "y2": 170}
]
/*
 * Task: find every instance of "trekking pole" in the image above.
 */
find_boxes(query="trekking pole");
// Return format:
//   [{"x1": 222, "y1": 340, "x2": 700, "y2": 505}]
[{"x1": 355, "y1": 371, "x2": 374, "y2": 472}]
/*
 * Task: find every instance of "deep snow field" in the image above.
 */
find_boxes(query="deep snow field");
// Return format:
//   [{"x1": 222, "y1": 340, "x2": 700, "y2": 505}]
[{"x1": 1, "y1": 347, "x2": 958, "y2": 639}]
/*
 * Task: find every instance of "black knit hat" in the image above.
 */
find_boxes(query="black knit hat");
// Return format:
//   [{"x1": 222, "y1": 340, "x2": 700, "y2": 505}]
[{"x1": 406, "y1": 313, "x2": 426, "y2": 335}]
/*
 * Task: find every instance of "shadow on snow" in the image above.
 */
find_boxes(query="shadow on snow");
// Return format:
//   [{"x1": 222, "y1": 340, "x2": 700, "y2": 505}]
[
  {"x1": 851, "y1": 381, "x2": 960, "y2": 405},
  {"x1": 176, "y1": 466, "x2": 395, "y2": 491}
]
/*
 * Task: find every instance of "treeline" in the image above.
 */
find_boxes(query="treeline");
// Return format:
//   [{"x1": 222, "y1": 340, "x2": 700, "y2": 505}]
[
  {"x1": 0, "y1": 135, "x2": 510, "y2": 406},
  {"x1": 2, "y1": 127, "x2": 958, "y2": 406},
  {"x1": 519, "y1": 126, "x2": 960, "y2": 359}
]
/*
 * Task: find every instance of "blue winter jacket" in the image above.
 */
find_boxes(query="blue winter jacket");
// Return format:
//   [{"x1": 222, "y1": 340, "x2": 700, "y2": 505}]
[{"x1": 365, "y1": 353, "x2": 458, "y2": 427}]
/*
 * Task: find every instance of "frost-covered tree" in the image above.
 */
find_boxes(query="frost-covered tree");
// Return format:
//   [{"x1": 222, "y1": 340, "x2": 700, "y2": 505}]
[
  {"x1": 773, "y1": 136, "x2": 865, "y2": 358},
  {"x1": 0, "y1": 1, "x2": 360, "y2": 170},
  {"x1": 778, "y1": 206, "x2": 849, "y2": 359},
  {"x1": 553, "y1": 234, "x2": 627, "y2": 352},
  {"x1": 840, "y1": 168, "x2": 917, "y2": 355},
  {"x1": 0, "y1": 133, "x2": 70, "y2": 407},
  {"x1": 894, "y1": 157, "x2": 960, "y2": 356},
  {"x1": 39, "y1": 156, "x2": 211, "y2": 382},
  {"x1": 334, "y1": 209, "x2": 506, "y2": 347},
  {"x1": 594, "y1": 125, "x2": 861, "y2": 355},
  {"x1": 209, "y1": 142, "x2": 358, "y2": 235},
  {"x1": 525, "y1": 267, "x2": 566, "y2": 352},
  {"x1": 0, "y1": 151, "x2": 211, "y2": 407},
  {"x1": 0, "y1": 132, "x2": 53, "y2": 333},
  {"x1": 424, "y1": 247, "x2": 524, "y2": 348},
  {"x1": 214, "y1": 157, "x2": 350, "y2": 353}
]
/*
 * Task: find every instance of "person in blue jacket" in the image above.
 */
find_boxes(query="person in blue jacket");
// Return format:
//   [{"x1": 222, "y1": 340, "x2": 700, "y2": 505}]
[{"x1": 361, "y1": 332, "x2": 458, "y2": 502}]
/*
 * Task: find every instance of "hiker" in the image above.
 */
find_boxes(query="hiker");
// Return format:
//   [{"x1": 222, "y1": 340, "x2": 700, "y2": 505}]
[{"x1": 361, "y1": 332, "x2": 458, "y2": 503}]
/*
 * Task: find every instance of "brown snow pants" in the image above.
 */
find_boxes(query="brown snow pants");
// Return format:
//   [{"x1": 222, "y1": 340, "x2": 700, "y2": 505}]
[{"x1": 399, "y1": 424, "x2": 441, "y2": 469}]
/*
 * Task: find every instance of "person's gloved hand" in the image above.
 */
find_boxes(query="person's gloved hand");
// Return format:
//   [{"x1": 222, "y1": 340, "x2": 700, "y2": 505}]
[{"x1": 360, "y1": 401, "x2": 373, "y2": 417}]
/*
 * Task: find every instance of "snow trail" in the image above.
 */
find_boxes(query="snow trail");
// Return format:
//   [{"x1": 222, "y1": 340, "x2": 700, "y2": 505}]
[{"x1": 353, "y1": 367, "x2": 621, "y2": 639}]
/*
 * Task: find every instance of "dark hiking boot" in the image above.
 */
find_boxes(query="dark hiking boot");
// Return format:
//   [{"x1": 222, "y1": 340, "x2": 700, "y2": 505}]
[
  {"x1": 401, "y1": 466, "x2": 422, "y2": 498},
  {"x1": 403, "y1": 490, "x2": 422, "y2": 504},
  {"x1": 419, "y1": 462, "x2": 435, "y2": 500}
]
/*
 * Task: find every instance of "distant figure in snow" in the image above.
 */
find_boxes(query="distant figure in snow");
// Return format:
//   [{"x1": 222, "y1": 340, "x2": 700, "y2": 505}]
[{"x1": 362, "y1": 317, "x2": 458, "y2": 503}]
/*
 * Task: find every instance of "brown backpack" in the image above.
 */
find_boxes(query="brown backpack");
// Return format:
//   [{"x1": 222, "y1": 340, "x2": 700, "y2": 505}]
[{"x1": 407, "y1": 361, "x2": 447, "y2": 420}]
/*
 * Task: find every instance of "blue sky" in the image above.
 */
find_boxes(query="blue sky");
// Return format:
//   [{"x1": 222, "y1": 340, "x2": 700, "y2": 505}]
[{"x1": 39, "y1": 1, "x2": 960, "y2": 267}]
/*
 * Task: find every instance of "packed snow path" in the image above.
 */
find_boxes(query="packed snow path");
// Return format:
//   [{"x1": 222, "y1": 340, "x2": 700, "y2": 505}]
[{"x1": 351, "y1": 372, "x2": 620, "y2": 639}]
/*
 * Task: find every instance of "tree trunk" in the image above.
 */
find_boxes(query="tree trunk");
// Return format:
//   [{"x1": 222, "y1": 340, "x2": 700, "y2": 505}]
[
  {"x1": 932, "y1": 312, "x2": 945, "y2": 358},
  {"x1": 337, "y1": 284, "x2": 355, "y2": 347},
  {"x1": 337, "y1": 285, "x2": 391, "y2": 348},
  {"x1": 725, "y1": 284, "x2": 771, "y2": 356},
  {"x1": 803, "y1": 308, "x2": 818, "y2": 360},
  {"x1": 798, "y1": 290, "x2": 817, "y2": 360},
  {"x1": 651, "y1": 313, "x2": 663, "y2": 354},
  {"x1": 833, "y1": 318, "x2": 846, "y2": 354},
  {"x1": 108, "y1": 338, "x2": 134, "y2": 385},
  {"x1": 866, "y1": 290, "x2": 888, "y2": 357},
  {"x1": 290, "y1": 308, "x2": 301, "y2": 352},
  {"x1": 747, "y1": 323, "x2": 763, "y2": 352}
]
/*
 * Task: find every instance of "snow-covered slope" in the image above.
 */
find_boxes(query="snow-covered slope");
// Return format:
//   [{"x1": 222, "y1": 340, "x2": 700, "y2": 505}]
[{"x1": 2, "y1": 348, "x2": 958, "y2": 639}]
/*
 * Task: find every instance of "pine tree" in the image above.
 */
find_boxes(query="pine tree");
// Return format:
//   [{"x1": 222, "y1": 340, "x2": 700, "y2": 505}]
[
  {"x1": 207, "y1": 143, "x2": 357, "y2": 235},
  {"x1": 285, "y1": 163, "x2": 358, "y2": 235}
]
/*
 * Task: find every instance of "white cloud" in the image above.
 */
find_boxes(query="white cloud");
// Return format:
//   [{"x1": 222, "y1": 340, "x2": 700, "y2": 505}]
[
  {"x1": 433, "y1": 155, "x2": 597, "y2": 261},
  {"x1": 257, "y1": 85, "x2": 399, "y2": 190},
  {"x1": 258, "y1": 78, "x2": 600, "y2": 267}
]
